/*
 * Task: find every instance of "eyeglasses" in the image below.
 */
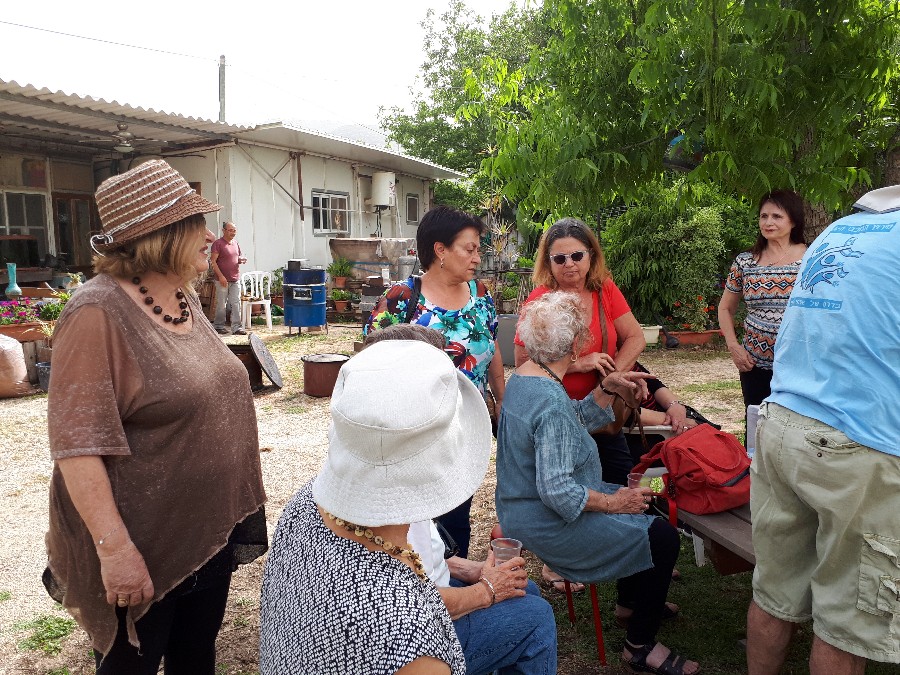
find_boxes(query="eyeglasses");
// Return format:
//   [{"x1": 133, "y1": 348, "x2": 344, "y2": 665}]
[{"x1": 549, "y1": 250, "x2": 590, "y2": 265}]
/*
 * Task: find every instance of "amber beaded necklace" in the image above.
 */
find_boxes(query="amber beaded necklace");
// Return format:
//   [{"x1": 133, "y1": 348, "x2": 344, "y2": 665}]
[
  {"x1": 324, "y1": 511, "x2": 427, "y2": 579},
  {"x1": 132, "y1": 276, "x2": 190, "y2": 325}
]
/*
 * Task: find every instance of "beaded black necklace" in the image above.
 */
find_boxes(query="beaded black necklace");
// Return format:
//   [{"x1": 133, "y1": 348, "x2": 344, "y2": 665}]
[
  {"x1": 324, "y1": 511, "x2": 427, "y2": 579},
  {"x1": 535, "y1": 361, "x2": 564, "y2": 386},
  {"x1": 132, "y1": 276, "x2": 190, "y2": 325}
]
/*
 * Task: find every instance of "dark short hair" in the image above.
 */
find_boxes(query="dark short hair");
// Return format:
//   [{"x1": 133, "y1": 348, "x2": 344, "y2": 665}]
[
  {"x1": 363, "y1": 323, "x2": 446, "y2": 351},
  {"x1": 751, "y1": 189, "x2": 807, "y2": 257},
  {"x1": 416, "y1": 205, "x2": 484, "y2": 271}
]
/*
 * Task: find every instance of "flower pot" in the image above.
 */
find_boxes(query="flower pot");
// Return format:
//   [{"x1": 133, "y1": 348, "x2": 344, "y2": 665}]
[
  {"x1": 641, "y1": 325, "x2": 661, "y2": 345},
  {"x1": 669, "y1": 329, "x2": 721, "y2": 346},
  {"x1": 0, "y1": 322, "x2": 46, "y2": 342},
  {"x1": 271, "y1": 294, "x2": 284, "y2": 308},
  {"x1": 332, "y1": 276, "x2": 348, "y2": 289},
  {"x1": 333, "y1": 300, "x2": 350, "y2": 312},
  {"x1": 36, "y1": 361, "x2": 51, "y2": 393}
]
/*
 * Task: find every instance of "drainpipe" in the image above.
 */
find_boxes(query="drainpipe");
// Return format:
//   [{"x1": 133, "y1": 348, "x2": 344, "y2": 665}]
[{"x1": 218, "y1": 55, "x2": 226, "y2": 123}]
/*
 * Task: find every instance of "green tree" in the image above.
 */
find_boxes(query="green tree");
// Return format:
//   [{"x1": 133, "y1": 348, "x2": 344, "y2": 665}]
[
  {"x1": 379, "y1": 0, "x2": 546, "y2": 209},
  {"x1": 465, "y1": 0, "x2": 900, "y2": 221}
]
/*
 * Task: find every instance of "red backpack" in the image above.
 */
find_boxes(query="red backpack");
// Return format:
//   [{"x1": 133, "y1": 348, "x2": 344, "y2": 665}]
[{"x1": 633, "y1": 423, "x2": 750, "y2": 518}]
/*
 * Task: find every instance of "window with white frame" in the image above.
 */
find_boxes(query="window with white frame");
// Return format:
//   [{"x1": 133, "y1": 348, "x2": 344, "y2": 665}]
[
  {"x1": 312, "y1": 190, "x2": 350, "y2": 234},
  {"x1": 1, "y1": 191, "x2": 50, "y2": 259},
  {"x1": 406, "y1": 193, "x2": 419, "y2": 223}
]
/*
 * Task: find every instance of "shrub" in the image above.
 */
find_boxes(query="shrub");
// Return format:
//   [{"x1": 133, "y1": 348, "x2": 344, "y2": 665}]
[
  {"x1": 326, "y1": 257, "x2": 354, "y2": 278},
  {"x1": 603, "y1": 179, "x2": 753, "y2": 330}
]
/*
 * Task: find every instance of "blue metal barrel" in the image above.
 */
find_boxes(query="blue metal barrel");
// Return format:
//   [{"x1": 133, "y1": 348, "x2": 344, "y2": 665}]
[
  {"x1": 284, "y1": 283, "x2": 326, "y2": 328},
  {"x1": 284, "y1": 268, "x2": 326, "y2": 285}
]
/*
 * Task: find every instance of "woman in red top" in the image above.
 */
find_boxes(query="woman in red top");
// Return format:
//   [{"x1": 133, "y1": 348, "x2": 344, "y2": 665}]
[{"x1": 514, "y1": 217, "x2": 646, "y2": 592}]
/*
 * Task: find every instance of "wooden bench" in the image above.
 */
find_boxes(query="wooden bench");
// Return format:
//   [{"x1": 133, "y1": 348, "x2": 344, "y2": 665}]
[{"x1": 677, "y1": 504, "x2": 754, "y2": 575}]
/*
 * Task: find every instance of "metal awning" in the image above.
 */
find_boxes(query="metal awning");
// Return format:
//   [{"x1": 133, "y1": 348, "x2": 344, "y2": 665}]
[{"x1": 0, "y1": 78, "x2": 243, "y2": 160}]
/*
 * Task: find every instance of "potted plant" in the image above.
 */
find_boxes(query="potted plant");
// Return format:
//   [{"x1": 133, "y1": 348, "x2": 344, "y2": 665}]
[
  {"x1": 0, "y1": 297, "x2": 43, "y2": 342},
  {"x1": 331, "y1": 288, "x2": 352, "y2": 312},
  {"x1": 270, "y1": 267, "x2": 284, "y2": 308},
  {"x1": 498, "y1": 284, "x2": 519, "y2": 314},
  {"x1": 326, "y1": 257, "x2": 355, "y2": 289}
]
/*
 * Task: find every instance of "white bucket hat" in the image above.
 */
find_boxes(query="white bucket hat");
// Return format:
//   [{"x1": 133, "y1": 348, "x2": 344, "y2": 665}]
[{"x1": 312, "y1": 340, "x2": 491, "y2": 526}]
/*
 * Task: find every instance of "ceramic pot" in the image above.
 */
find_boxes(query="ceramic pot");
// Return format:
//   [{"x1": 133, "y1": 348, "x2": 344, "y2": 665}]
[{"x1": 669, "y1": 329, "x2": 721, "y2": 346}]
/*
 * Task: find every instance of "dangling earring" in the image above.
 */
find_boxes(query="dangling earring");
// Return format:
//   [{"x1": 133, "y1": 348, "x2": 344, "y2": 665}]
[
  {"x1": 571, "y1": 352, "x2": 577, "y2": 362},
  {"x1": 440, "y1": 258, "x2": 445, "y2": 269}
]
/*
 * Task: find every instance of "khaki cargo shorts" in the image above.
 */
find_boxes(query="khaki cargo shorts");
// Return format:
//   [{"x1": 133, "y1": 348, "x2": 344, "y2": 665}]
[{"x1": 751, "y1": 402, "x2": 900, "y2": 663}]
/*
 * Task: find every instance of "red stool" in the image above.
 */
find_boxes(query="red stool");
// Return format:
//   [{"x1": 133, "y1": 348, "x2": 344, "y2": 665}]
[
  {"x1": 562, "y1": 581, "x2": 607, "y2": 666},
  {"x1": 491, "y1": 524, "x2": 606, "y2": 665}
]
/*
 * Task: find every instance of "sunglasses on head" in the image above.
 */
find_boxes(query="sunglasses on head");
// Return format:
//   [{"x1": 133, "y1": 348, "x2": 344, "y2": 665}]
[{"x1": 549, "y1": 250, "x2": 590, "y2": 265}]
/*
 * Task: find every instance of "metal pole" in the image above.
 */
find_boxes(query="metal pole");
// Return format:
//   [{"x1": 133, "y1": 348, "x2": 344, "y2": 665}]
[{"x1": 218, "y1": 55, "x2": 226, "y2": 123}]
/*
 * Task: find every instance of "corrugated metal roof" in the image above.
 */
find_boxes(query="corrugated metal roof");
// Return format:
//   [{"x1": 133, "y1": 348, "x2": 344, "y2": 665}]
[
  {"x1": 233, "y1": 122, "x2": 463, "y2": 180},
  {"x1": 0, "y1": 78, "x2": 465, "y2": 180},
  {"x1": 0, "y1": 78, "x2": 242, "y2": 156}
]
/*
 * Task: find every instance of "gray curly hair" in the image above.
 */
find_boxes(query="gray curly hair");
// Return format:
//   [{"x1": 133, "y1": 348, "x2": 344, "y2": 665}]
[{"x1": 518, "y1": 292, "x2": 591, "y2": 364}]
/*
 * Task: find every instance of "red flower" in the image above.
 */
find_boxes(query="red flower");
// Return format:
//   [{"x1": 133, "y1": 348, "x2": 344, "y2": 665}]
[{"x1": 674, "y1": 301, "x2": 682, "y2": 308}]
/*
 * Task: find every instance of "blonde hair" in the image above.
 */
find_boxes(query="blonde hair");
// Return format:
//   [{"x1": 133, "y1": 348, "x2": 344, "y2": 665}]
[
  {"x1": 93, "y1": 214, "x2": 208, "y2": 290},
  {"x1": 532, "y1": 217, "x2": 610, "y2": 291},
  {"x1": 518, "y1": 292, "x2": 592, "y2": 364}
]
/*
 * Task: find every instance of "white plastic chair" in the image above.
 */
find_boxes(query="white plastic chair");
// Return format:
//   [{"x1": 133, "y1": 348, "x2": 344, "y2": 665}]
[{"x1": 240, "y1": 271, "x2": 272, "y2": 330}]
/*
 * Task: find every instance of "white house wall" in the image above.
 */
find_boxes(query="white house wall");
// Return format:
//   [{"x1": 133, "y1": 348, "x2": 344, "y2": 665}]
[{"x1": 168, "y1": 145, "x2": 432, "y2": 275}]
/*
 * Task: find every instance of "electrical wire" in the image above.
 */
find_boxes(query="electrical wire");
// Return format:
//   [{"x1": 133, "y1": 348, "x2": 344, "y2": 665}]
[{"x1": 0, "y1": 19, "x2": 214, "y2": 62}]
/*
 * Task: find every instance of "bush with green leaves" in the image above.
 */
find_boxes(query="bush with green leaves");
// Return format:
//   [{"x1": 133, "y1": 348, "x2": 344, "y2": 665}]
[
  {"x1": 270, "y1": 268, "x2": 284, "y2": 295},
  {"x1": 330, "y1": 289, "x2": 352, "y2": 302},
  {"x1": 603, "y1": 179, "x2": 753, "y2": 330}
]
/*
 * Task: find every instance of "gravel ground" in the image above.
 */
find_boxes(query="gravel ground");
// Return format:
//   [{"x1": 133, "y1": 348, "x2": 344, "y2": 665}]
[{"x1": 0, "y1": 327, "x2": 741, "y2": 675}]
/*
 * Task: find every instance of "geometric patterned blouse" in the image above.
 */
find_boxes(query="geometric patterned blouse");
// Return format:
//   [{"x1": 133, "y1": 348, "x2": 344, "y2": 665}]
[
  {"x1": 725, "y1": 251, "x2": 803, "y2": 370},
  {"x1": 259, "y1": 481, "x2": 466, "y2": 675}
]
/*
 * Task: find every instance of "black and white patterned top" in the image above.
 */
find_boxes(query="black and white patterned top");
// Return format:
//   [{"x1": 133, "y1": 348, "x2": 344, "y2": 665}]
[{"x1": 259, "y1": 481, "x2": 466, "y2": 675}]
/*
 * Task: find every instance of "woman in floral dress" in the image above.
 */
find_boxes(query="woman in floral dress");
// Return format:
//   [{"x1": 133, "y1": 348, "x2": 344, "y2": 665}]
[{"x1": 364, "y1": 205, "x2": 504, "y2": 558}]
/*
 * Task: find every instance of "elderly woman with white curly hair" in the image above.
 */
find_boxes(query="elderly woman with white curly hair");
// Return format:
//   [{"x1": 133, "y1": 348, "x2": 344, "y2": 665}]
[{"x1": 496, "y1": 292, "x2": 701, "y2": 675}]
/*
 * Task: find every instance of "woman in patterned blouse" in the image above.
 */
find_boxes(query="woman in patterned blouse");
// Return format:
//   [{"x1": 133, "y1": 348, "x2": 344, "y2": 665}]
[
  {"x1": 718, "y1": 189, "x2": 808, "y2": 408},
  {"x1": 363, "y1": 205, "x2": 504, "y2": 559}
]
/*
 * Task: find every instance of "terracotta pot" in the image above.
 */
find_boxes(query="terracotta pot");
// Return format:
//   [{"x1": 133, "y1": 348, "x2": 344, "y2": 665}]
[
  {"x1": 669, "y1": 329, "x2": 721, "y2": 346},
  {"x1": 332, "y1": 276, "x2": 348, "y2": 289},
  {"x1": 333, "y1": 300, "x2": 349, "y2": 312},
  {"x1": 0, "y1": 322, "x2": 47, "y2": 342},
  {"x1": 271, "y1": 294, "x2": 284, "y2": 308}
]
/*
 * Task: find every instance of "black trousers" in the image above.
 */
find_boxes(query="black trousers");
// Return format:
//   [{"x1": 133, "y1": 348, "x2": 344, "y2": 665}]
[
  {"x1": 436, "y1": 495, "x2": 474, "y2": 559},
  {"x1": 616, "y1": 518, "x2": 680, "y2": 645},
  {"x1": 95, "y1": 570, "x2": 231, "y2": 675},
  {"x1": 739, "y1": 366, "x2": 773, "y2": 409},
  {"x1": 591, "y1": 430, "x2": 633, "y2": 487}
]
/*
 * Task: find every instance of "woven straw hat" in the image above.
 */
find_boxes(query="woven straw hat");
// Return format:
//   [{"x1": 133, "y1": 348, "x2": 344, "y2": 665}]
[
  {"x1": 312, "y1": 340, "x2": 491, "y2": 527},
  {"x1": 91, "y1": 159, "x2": 221, "y2": 251}
]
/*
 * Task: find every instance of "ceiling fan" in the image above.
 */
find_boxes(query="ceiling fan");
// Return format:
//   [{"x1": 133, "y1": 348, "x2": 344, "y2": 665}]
[{"x1": 79, "y1": 122, "x2": 166, "y2": 154}]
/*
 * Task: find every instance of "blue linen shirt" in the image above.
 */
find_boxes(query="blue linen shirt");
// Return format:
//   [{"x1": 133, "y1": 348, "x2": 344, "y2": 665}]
[
  {"x1": 496, "y1": 374, "x2": 655, "y2": 584},
  {"x1": 768, "y1": 210, "x2": 900, "y2": 457}
]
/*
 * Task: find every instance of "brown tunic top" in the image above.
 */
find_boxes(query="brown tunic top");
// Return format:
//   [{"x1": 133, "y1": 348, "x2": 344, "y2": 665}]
[{"x1": 44, "y1": 274, "x2": 267, "y2": 656}]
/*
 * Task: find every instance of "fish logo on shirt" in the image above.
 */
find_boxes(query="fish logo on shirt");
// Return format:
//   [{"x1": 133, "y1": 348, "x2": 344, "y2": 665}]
[{"x1": 800, "y1": 237, "x2": 864, "y2": 293}]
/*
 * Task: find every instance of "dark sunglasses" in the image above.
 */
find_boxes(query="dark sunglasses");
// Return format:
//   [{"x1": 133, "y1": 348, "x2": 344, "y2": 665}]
[{"x1": 549, "y1": 250, "x2": 590, "y2": 265}]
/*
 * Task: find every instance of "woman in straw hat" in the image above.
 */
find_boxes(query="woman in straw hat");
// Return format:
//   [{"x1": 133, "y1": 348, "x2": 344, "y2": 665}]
[
  {"x1": 498, "y1": 292, "x2": 699, "y2": 675},
  {"x1": 44, "y1": 159, "x2": 267, "y2": 674},
  {"x1": 260, "y1": 339, "x2": 524, "y2": 674}
]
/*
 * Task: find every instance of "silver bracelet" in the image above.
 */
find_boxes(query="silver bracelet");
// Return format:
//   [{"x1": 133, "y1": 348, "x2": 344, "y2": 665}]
[
  {"x1": 478, "y1": 575, "x2": 496, "y2": 607},
  {"x1": 664, "y1": 400, "x2": 684, "y2": 411},
  {"x1": 96, "y1": 525, "x2": 122, "y2": 547}
]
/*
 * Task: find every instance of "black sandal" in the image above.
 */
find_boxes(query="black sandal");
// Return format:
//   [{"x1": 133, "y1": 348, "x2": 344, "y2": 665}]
[{"x1": 623, "y1": 642, "x2": 700, "y2": 675}]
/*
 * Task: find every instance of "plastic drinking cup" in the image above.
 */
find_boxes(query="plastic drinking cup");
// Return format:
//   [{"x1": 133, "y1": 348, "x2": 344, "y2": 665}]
[
  {"x1": 491, "y1": 537, "x2": 522, "y2": 565},
  {"x1": 627, "y1": 472, "x2": 651, "y2": 489}
]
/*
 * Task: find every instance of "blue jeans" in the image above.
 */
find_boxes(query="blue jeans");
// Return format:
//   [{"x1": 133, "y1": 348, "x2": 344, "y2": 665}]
[
  {"x1": 450, "y1": 579, "x2": 557, "y2": 675},
  {"x1": 214, "y1": 281, "x2": 243, "y2": 331}
]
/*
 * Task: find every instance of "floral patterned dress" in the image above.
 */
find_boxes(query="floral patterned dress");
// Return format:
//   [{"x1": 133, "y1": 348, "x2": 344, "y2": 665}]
[{"x1": 363, "y1": 277, "x2": 498, "y2": 394}]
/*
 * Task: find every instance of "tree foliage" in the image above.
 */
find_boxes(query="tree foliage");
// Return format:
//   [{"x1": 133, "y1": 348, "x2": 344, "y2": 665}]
[
  {"x1": 379, "y1": 0, "x2": 546, "y2": 209},
  {"x1": 464, "y1": 0, "x2": 900, "y2": 222},
  {"x1": 602, "y1": 179, "x2": 753, "y2": 328}
]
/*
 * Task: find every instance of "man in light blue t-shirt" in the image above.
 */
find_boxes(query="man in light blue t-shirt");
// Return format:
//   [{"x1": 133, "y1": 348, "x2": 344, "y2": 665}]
[{"x1": 746, "y1": 186, "x2": 900, "y2": 675}]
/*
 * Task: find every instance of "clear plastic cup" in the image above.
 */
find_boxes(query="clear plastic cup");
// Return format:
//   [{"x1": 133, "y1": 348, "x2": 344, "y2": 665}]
[{"x1": 490, "y1": 537, "x2": 522, "y2": 565}]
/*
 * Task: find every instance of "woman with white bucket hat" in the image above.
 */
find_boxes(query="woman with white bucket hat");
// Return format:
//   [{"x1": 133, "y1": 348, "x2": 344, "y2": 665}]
[{"x1": 260, "y1": 339, "x2": 504, "y2": 673}]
